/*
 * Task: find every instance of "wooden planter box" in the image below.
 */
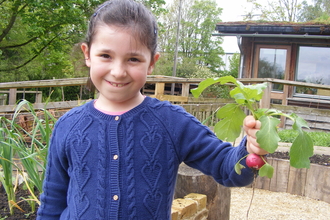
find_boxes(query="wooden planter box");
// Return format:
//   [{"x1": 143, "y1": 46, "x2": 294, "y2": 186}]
[{"x1": 252, "y1": 158, "x2": 330, "y2": 203}]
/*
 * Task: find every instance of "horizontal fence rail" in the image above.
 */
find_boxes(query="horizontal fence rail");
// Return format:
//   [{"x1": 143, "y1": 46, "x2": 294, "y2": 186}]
[{"x1": 1, "y1": 76, "x2": 330, "y2": 131}]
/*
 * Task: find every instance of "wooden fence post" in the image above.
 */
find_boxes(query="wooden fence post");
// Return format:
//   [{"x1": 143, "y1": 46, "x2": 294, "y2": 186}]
[
  {"x1": 0, "y1": 94, "x2": 7, "y2": 105},
  {"x1": 35, "y1": 91, "x2": 42, "y2": 103},
  {"x1": 181, "y1": 83, "x2": 190, "y2": 97},
  {"x1": 260, "y1": 82, "x2": 271, "y2": 109},
  {"x1": 174, "y1": 163, "x2": 231, "y2": 220},
  {"x1": 155, "y1": 82, "x2": 165, "y2": 96},
  {"x1": 9, "y1": 88, "x2": 17, "y2": 105}
]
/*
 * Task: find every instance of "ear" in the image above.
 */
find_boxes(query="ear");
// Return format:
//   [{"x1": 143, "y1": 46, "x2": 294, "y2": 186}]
[
  {"x1": 81, "y1": 43, "x2": 91, "y2": 67},
  {"x1": 147, "y1": 52, "x2": 160, "y2": 75}
]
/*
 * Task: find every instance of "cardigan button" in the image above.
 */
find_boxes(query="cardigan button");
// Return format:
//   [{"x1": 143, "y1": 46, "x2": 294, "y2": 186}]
[
  {"x1": 113, "y1": 195, "x2": 119, "y2": 201},
  {"x1": 113, "y1": 155, "x2": 119, "y2": 160},
  {"x1": 115, "y1": 116, "x2": 120, "y2": 121}
]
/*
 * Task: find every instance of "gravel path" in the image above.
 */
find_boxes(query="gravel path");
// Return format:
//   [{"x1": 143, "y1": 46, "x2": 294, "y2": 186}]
[{"x1": 230, "y1": 187, "x2": 330, "y2": 220}]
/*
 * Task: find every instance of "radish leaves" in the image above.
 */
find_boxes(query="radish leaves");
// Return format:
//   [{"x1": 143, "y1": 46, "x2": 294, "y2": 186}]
[{"x1": 191, "y1": 76, "x2": 314, "y2": 178}]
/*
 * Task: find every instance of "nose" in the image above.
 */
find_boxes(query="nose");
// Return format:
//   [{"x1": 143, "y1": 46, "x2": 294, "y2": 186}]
[{"x1": 110, "y1": 61, "x2": 126, "y2": 78}]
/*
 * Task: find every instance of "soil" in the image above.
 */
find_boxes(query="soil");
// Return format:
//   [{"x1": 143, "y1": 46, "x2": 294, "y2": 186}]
[
  {"x1": 1, "y1": 152, "x2": 329, "y2": 219},
  {"x1": 269, "y1": 151, "x2": 330, "y2": 166},
  {"x1": 0, "y1": 185, "x2": 39, "y2": 220}
]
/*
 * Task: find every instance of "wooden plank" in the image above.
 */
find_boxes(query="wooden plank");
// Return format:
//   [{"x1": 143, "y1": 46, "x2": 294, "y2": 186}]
[
  {"x1": 1, "y1": 77, "x2": 330, "y2": 90},
  {"x1": 285, "y1": 121, "x2": 330, "y2": 130},
  {"x1": 287, "y1": 166, "x2": 307, "y2": 196},
  {"x1": 154, "y1": 82, "x2": 165, "y2": 95},
  {"x1": 149, "y1": 95, "x2": 188, "y2": 103},
  {"x1": 181, "y1": 83, "x2": 190, "y2": 97},
  {"x1": 260, "y1": 82, "x2": 271, "y2": 109},
  {"x1": 269, "y1": 159, "x2": 290, "y2": 193},
  {"x1": 9, "y1": 88, "x2": 17, "y2": 105},
  {"x1": 304, "y1": 164, "x2": 330, "y2": 203},
  {"x1": 271, "y1": 104, "x2": 330, "y2": 116}
]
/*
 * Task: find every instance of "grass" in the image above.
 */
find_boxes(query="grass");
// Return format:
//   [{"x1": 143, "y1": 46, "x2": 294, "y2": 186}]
[{"x1": 278, "y1": 129, "x2": 330, "y2": 147}]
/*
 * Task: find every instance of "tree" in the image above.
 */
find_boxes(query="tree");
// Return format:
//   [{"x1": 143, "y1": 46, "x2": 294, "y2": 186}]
[
  {"x1": 0, "y1": 0, "x2": 104, "y2": 82},
  {"x1": 225, "y1": 53, "x2": 240, "y2": 78},
  {"x1": 0, "y1": 0, "x2": 166, "y2": 83},
  {"x1": 246, "y1": 0, "x2": 304, "y2": 22},
  {"x1": 154, "y1": 0, "x2": 225, "y2": 77},
  {"x1": 298, "y1": 0, "x2": 330, "y2": 22}
]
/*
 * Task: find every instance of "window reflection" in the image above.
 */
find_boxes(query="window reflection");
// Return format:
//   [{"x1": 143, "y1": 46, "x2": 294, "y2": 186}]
[
  {"x1": 257, "y1": 48, "x2": 287, "y2": 91},
  {"x1": 296, "y1": 46, "x2": 330, "y2": 96}
]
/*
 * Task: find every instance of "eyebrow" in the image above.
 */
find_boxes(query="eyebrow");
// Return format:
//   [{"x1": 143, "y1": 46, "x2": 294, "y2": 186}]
[{"x1": 98, "y1": 49, "x2": 145, "y2": 57}]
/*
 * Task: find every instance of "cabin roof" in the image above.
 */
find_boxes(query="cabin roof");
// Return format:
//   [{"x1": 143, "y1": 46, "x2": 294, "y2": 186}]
[{"x1": 215, "y1": 21, "x2": 330, "y2": 38}]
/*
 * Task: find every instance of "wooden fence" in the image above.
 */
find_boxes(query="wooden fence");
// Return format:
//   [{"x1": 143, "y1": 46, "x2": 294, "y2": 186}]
[{"x1": 1, "y1": 75, "x2": 330, "y2": 131}]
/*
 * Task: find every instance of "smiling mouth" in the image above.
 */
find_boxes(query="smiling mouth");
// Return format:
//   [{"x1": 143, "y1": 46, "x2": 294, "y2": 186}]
[{"x1": 108, "y1": 81, "x2": 129, "y2": 87}]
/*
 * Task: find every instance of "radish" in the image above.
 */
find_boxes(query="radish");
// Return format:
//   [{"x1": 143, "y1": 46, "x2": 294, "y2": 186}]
[{"x1": 246, "y1": 153, "x2": 266, "y2": 169}]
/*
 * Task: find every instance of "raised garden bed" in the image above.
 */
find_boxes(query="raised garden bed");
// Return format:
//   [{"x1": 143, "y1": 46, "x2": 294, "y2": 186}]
[
  {"x1": 1, "y1": 153, "x2": 329, "y2": 219},
  {"x1": 252, "y1": 152, "x2": 330, "y2": 203}
]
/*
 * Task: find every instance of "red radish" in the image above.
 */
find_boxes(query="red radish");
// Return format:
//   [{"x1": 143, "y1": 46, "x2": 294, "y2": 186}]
[{"x1": 246, "y1": 153, "x2": 266, "y2": 169}]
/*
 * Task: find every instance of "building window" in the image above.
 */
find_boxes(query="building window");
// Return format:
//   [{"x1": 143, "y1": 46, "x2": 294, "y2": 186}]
[
  {"x1": 253, "y1": 45, "x2": 291, "y2": 92},
  {"x1": 295, "y1": 46, "x2": 330, "y2": 97}
]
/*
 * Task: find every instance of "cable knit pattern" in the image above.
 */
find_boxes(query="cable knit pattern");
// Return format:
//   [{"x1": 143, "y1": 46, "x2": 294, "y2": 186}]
[
  {"x1": 125, "y1": 117, "x2": 137, "y2": 219},
  {"x1": 69, "y1": 115, "x2": 93, "y2": 219},
  {"x1": 37, "y1": 97, "x2": 254, "y2": 220},
  {"x1": 140, "y1": 111, "x2": 163, "y2": 217},
  {"x1": 96, "y1": 119, "x2": 107, "y2": 219}
]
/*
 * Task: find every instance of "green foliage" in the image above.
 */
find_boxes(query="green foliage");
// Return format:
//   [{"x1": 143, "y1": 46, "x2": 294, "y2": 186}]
[
  {"x1": 257, "y1": 115, "x2": 281, "y2": 153},
  {"x1": 299, "y1": 0, "x2": 330, "y2": 22},
  {"x1": 279, "y1": 129, "x2": 330, "y2": 147},
  {"x1": 0, "y1": 0, "x2": 166, "y2": 83},
  {"x1": 156, "y1": 0, "x2": 224, "y2": 77},
  {"x1": 192, "y1": 76, "x2": 314, "y2": 178},
  {"x1": 0, "y1": 0, "x2": 103, "y2": 82},
  {"x1": 0, "y1": 99, "x2": 57, "y2": 214},
  {"x1": 246, "y1": 0, "x2": 303, "y2": 22},
  {"x1": 215, "y1": 103, "x2": 246, "y2": 141},
  {"x1": 226, "y1": 53, "x2": 240, "y2": 78}
]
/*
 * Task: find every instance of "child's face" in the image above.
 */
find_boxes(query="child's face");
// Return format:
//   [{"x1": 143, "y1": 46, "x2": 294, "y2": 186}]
[{"x1": 81, "y1": 25, "x2": 159, "y2": 111}]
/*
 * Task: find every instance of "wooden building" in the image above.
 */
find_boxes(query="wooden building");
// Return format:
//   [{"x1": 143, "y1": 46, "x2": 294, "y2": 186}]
[{"x1": 214, "y1": 22, "x2": 330, "y2": 109}]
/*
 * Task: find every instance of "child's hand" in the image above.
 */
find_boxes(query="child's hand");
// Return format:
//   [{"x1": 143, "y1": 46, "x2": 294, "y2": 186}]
[{"x1": 243, "y1": 115, "x2": 268, "y2": 155}]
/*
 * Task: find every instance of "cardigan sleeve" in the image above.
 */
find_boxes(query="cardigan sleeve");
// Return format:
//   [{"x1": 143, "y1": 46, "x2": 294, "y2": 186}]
[
  {"x1": 37, "y1": 120, "x2": 70, "y2": 220},
  {"x1": 157, "y1": 104, "x2": 254, "y2": 187}
]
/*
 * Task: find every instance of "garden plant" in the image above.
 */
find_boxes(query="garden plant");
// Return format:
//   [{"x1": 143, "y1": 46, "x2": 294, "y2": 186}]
[
  {"x1": 191, "y1": 76, "x2": 314, "y2": 178},
  {"x1": 0, "y1": 100, "x2": 56, "y2": 216}
]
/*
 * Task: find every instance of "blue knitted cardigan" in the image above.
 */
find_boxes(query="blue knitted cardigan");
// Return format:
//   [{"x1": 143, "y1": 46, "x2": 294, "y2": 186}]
[{"x1": 37, "y1": 97, "x2": 254, "y2": 220}]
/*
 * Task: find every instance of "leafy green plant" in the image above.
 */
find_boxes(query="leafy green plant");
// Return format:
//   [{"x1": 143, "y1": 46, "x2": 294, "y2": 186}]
[
  {"x1": 0, "y1": 99, "x2": 56, "y2": 214},
  {"x1": 0, "y1": 120, "x2": 17, "y2": 215},
  {"x1": 279, "y1": 129, "x2": 330, "y2": 147},
  {"x1": 191, "y1": 76, "x2": 314, "y2": 178}
]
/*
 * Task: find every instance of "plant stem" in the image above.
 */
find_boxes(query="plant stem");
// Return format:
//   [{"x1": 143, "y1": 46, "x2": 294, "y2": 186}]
[{"x1": 246, "y1": 173, "x2": 257, "y2": 220}]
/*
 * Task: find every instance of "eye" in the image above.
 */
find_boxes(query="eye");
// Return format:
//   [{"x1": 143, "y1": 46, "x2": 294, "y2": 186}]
[
  {"x1": 129, "y1": 57, "x2": 140, "y2": 62},
  {"x1": 100, "y1": 54, "x2": 111, "y2": 59}
]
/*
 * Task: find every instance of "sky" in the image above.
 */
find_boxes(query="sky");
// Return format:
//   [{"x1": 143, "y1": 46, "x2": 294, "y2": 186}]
[
  {"x1": 166, "y1": 0, "x2": 255, "y2": 53},
  {"x1": 165, "y1": 0, "x2": 313, "y2": 53},
  {"x1": 216, "y1": 0, "x2": 254, "y2": 53}
]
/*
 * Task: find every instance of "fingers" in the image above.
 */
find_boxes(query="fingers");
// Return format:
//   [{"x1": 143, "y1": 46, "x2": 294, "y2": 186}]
[
  {"x1": 244, "y1": 115, "x2": 268, "y2": 155},
  {"x1": 246, "y1": 137, "x2": 268, "y2": 155}
]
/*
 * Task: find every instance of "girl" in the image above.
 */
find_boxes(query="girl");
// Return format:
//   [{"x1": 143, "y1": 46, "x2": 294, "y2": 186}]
[{"x1": 37, "y1": 0, "x2": 267, "y2": 219}]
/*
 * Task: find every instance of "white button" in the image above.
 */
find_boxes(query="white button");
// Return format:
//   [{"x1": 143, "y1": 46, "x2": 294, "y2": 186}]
[
  {"x1": 113, "y1": 195, "x2": 119, "y2": 201},
  {"x1": 115, "y1": 116, "x2": 119, "y2": 121},
  {"x1": 113, "y1": 155, "x2": 119, "y2": 160}
]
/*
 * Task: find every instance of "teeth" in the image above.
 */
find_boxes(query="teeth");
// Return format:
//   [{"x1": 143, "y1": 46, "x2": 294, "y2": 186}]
[{"x1": 110, "y1": 82, "x2": 126, "y2": 87}]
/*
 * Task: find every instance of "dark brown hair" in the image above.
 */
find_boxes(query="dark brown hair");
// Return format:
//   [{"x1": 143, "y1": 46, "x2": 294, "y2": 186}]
[{"x1": 84, "y1": 0, "x2": 158, "y2": 59}]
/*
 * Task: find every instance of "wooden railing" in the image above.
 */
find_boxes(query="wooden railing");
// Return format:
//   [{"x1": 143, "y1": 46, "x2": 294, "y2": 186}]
[
  {"x1": 1, "y1": 75, "x2": 330, "y2": 112},
  {"x1": 1, "y1": 75, "x2": 330, "y2": 131}
]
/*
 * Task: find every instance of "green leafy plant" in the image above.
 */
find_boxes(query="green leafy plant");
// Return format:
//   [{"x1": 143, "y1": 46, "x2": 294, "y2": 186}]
[
  {"x1": 191, "y1": 76, "x2": 314, "y2": 178},
  {"x1": 0, "y1": 99, "x2": 56, "y2": 214},
  {"x1": 0, "y1": 120, "x2": 18, "y2": 215}
]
